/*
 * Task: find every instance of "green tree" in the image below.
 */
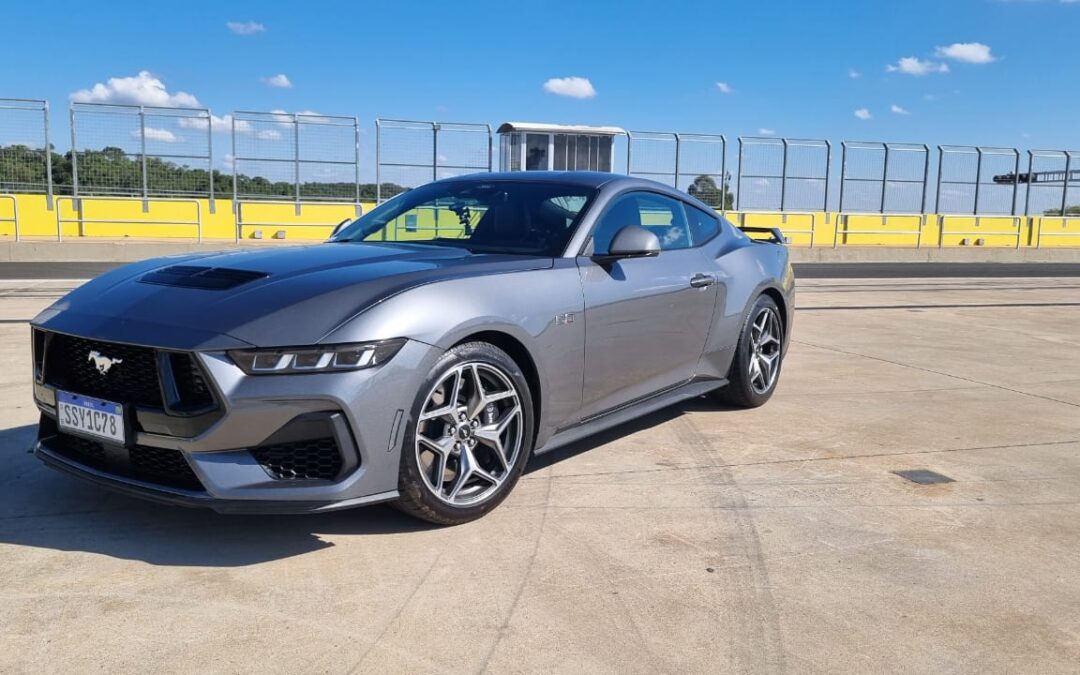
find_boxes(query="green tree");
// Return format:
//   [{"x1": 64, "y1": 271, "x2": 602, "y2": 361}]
[{"x1": 686, "y1": 173, "x2": 734, "y2": 210}]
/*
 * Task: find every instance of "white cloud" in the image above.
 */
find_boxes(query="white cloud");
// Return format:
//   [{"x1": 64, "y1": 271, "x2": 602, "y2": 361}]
[
  {"x1": 715, "y1": 81, "x2": 734, "y2": 94},
  {"x1": 227, "y1": 21, "x2": 265, "y2": 35},
  {"x1": 262, "y1": 74, "x2": 292, "y2": 88},
  {"x1": 543, "y1": 76, "x2": 596, "y2": 99},
  {"x1": 269, "y1": 109, "x2": 329, "y2": 126},
  {"x1": 886, "y1": 57, "x2": 949, "y2": 76},
  {"x1": 935, "y1": 42, "x2": 996, "y2": 64},
  {"x1": 848, "y1": 69, "x2": 861, "y2": 79},
  {"x1": 177, "y1": 114, "x2": 251, "y2": 134},
  {"x1": 890, "y1": 104, "x2": 911, "y2": 115},
  {"x1": 256, "y1": 129, "x2": 282, "y2": 141},
  {"x1": 923, "y1": 93, "x2": 939, "y2": 101},
  {"x1": 758, "y1": 128, "x2": 776, "y2": 136},
  {"x1": 854, "y1": 108, "x2": 872, "y2": 120},
  {"x1": 70, "y1": 71, "x2": 201, "y2": 107},
  {"x1": 138, "y1": 127, "x2": 180, "y2": 143}
]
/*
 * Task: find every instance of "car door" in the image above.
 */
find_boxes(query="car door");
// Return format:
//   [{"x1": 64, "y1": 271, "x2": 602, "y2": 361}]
[{"x1": 575, "y1": 191, "x2": 719, "y2": 420}]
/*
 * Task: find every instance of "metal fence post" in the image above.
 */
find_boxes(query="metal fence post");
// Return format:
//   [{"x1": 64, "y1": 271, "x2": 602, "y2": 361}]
[
  {"x1": 973, "y1": 147, "x2": 983, "y2": 215},
  {"x1": 231, "y1": 115, "x2": 239, "y2": 240},
  {"x1": 1024, "y1": 151, "x2": 1034, "y2": 217},
  {"x1": 486, "y1": 124, "x2": 494, "y2": 171},
  {"x1": 779, "y1": 138, "x2": 789, "y2": 212},
  {"x1": 721, "y1": 135, "x2": 728, "y2": 215},
  {"x1": 823, "y1": 140, "x2": 832, "y2": 220},
  {"x1": 42, "y1": 101, "x2": 54, "y2": 210},
  {"x1": 837, "y1": 142, "x2": 847, "y2": 214},
  {"x1": 879, "y1": 143, "x2": 890, "y2": 214},
  {"x1": 67, "y1": 105, "x2": 79, "y2": 240},
  {"x1": 735, "y1": 137, "x2": 744, "y2": 211},
  {"x1": 207, "y1": 110, "x2": 215, "y2": 214},
  {"x1": 1060, "y1": 151, "x2": 1072, "y2": 221},
  {"x1": 673, "y1": 133, "x2": 681, "y2": 190},
  {"x1": 293, "y1": 113, "x2": 301, "y2": 216},
  {"x1": 354, "y1": 117, "x2": 361, "y2": 215},
  {"x1": 432, "y1": 122, "x2": 440, "y2": 182},
  {"x1": 375, "y1": 119, "x2": 382, "y2": 204},
  {"x1": 139, "y1": 106, "x2": 149, "y2": 212}
]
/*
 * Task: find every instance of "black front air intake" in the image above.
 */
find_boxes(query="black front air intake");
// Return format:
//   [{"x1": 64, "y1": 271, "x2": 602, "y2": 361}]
[{"x1": 139, "y1": 265, "x2": 268, "y2": 290}]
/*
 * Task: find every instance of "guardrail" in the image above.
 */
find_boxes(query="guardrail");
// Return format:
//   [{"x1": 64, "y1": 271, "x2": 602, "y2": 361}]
[
  {"x1": 937, "y1": 214, "x2": 1024, "y2": 249},
  {"x1": 733, "y1": 211, "x2": 820, "y2": 247},
  {"x1": 834, "y1": 213, "x2": 926, "y2": 248},
  {"x1": 0, "y1": 194, "x2": 18, "y2": 240},
  {"x1": 55, "y1": 196, "x2": 202, "y2": 242},
  {"x1": 234, "y1": 200, "x2": 363, "y2": 242},
  {"x1": 1035, "y1": 216, "x2": 1080, "y2": 248}
]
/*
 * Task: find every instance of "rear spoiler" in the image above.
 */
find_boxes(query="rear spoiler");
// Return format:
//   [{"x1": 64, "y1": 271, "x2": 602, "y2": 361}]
[{"x1": 738, "y1": 226, "x2": 788, "y2": 244}]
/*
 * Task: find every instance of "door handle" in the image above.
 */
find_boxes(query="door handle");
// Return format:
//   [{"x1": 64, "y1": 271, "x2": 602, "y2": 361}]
[{"x1": 689, "y1": 273, "x2": 716, "y2": 288}]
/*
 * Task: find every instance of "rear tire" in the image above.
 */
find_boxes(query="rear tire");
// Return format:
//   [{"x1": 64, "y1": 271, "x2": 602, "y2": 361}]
[
  {"x1": 712, "y1": 295, "x2": 784, "y2": 408},
  {"x1": 394, "y1": 341, "x2": 535, "y2": 525}
]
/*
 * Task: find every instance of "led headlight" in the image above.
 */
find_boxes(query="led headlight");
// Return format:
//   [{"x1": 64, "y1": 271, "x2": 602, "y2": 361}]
[{"x1": 228, "y1": 338, "x2": 407, "y2": 375}]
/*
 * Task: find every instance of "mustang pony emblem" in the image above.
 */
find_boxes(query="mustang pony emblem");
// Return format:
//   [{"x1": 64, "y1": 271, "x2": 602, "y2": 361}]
[{"x1": 87, "y1": 350, "x2": 123, "y2": 375}]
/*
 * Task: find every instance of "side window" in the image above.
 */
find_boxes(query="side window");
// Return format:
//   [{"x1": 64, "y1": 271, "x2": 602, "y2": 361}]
[
  {"x1": 685, "y1": 204, "x2": 721, "y2": 245},
  {"x1": 591, "y1": 192, "x2": 691, "y2": 254}
]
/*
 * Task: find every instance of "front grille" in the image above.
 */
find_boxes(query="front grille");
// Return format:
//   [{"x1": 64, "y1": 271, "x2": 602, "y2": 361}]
[
  {"x1": 42, "y1": 418, "x2": 204, "y2": 492},
  {"x1": 43, "y1": 333, "x2": 162, "y2": 407},
  {"x1": 251, "y1": 437, "x2": 342, "y2": 481}
]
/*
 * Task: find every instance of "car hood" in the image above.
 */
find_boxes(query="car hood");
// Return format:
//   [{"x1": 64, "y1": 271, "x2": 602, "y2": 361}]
[{"x1": 32, "y1": 242, "x2": 554, "y2": 350}]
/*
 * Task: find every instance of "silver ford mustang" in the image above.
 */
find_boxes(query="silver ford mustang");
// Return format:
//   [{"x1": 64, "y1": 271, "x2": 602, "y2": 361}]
[{"x1": 30, "y1": 173, "x2": 794, "y2": 524}]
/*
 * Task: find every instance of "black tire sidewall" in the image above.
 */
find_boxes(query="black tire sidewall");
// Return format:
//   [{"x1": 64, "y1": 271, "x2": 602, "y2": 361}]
[
  {"x1": 395, "y1": 341, "x2": 535, "y2": 525},
  {"x1": 722, "y1": 295, "x2": 783, "y2": 408}
]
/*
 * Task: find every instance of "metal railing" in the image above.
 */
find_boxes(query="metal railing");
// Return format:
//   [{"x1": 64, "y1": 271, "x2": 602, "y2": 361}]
[
  {"x1": 937, "y1": 214, "x2": 1024, "y2": 249},
  {"x1": 0, "y1": 194, "x2": 18, "y2": 240},
  {"x1": 234, "y1": 199, "x2": 362, "y2": 242},
  {"x1": 375, "y1": 119, "x2": 493, "y2": 203},
  {"x1": 834, "y1": 213, "x2": 926, "y2": 248},
  {"x1": 55, "y1": 196, "x2": 202, "y2": 242},
  {"x1": 1035, "y1": 216, "x2": 1080, "y2": 248}
]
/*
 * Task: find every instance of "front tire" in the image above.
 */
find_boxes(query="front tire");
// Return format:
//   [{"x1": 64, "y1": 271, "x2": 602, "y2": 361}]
[
  {"x1": 713, "y1": 295, "x2": 784, "y2": 408},
  {"x1": 395, "y1": 341, "x2": 535, "y2": 525}
]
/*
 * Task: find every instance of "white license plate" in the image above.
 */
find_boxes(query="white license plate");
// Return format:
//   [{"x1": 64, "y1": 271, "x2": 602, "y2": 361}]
[{"x1": 57, "y1": 391, "x2": 126, "y2": 445}]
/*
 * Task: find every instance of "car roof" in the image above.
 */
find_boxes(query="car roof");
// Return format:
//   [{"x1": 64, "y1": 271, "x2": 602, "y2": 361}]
[{"x1": 436, "y1": 171, "x2": 719, "y2": 212}]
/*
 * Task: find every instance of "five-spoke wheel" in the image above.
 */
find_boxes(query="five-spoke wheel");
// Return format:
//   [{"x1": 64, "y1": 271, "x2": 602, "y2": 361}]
[{"x1": 396, "y1": 342, "x2": 534, "y2": 525}]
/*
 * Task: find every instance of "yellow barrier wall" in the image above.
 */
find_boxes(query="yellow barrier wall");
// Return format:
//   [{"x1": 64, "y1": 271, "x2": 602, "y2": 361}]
[{"x1": 1, "y1": 193, "x2": 1078, "y2": 247}]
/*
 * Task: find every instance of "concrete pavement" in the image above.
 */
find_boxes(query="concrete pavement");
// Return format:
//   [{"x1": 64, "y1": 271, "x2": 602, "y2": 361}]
[{"x1": 0, "y1": 276, "x2": 1078, "y2": 673}]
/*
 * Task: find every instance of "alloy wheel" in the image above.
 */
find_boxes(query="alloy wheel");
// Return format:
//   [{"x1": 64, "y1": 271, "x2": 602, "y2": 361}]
[
  {"x1": 748, "y1": 307, "x2": 782, "y2": 395},
  {"x1": 415, "y1": 362, "x2": 524, "y2": 506}
]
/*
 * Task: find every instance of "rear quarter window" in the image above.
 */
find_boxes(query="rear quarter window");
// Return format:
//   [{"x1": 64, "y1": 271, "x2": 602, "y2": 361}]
[{"x1": 685, "y1": 204, "x2": 722, "y2": 245}]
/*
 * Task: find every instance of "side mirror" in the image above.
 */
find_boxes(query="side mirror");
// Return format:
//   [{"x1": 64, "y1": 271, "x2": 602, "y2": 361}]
[{"x1": 593, "y1": 225, "x2": 661, "y2": 262}]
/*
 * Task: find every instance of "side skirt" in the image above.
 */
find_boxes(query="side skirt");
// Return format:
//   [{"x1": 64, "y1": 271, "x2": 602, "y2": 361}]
[{"x1": 533, "y1": 378, "x2": 727, "y2": 456}]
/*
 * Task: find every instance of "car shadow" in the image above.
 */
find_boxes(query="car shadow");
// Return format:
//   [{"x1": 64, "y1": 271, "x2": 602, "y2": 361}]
[{"x1": 0, "y1": 396, "x2": 727, "y2": 567}]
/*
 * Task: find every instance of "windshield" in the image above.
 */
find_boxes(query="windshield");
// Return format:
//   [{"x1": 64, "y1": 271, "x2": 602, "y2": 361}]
[{"x1": 331, "y1": 179, "x2": 596, "y2": 256}]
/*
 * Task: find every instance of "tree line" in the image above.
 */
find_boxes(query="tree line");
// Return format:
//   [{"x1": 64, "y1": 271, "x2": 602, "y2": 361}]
[{"x1": 0, "y1": 144, "x2": 402, "y2": 200}]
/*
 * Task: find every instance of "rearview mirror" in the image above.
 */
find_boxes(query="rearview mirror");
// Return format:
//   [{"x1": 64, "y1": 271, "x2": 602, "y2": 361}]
[{"x1": 593, "y1": 225, "x2": 661, "y2": 262}]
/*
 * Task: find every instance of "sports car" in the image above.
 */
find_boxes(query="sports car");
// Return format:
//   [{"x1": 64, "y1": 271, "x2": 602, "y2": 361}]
[{"x1": 30, "y1": 172, "x2": 794, "y2": 524}]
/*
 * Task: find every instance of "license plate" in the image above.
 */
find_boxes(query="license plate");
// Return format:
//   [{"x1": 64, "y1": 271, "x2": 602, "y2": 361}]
[{"x1": 57, "y1": 391, "x2": 126, "y2": 445}]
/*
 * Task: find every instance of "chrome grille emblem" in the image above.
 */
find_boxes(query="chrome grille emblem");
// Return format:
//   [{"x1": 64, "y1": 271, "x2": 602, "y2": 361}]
[{"x1": 88, "y1": 350, "x2": 123, "y2": 375}]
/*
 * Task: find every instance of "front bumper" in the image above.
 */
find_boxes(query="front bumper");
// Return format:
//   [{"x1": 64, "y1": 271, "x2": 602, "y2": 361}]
[{"x1": 33, "y1": 338, "x2": 438, "y2": 513}]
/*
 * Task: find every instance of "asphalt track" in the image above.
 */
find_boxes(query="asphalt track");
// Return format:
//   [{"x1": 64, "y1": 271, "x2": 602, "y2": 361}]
[{"x1": 2, "y1": 261, "x2": 1079, "y2": 280}]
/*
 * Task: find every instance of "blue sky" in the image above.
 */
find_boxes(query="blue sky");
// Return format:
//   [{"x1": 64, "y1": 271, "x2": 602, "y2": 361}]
[{"x1": 2, "y1": 0, "x2": 1078, "y2": 154}]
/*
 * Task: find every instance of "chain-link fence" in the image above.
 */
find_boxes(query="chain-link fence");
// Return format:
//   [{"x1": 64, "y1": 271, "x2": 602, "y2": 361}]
[
  {"x1": 838, "y1": 142, "x2": 929, "y2": 213},
  {"x1": 375, "y1": 119, "x2": 492, "y2": 203},
  {"x1": 626, "y1": 132, "x2": 727, "y2": 208},
  {"x1": 1021, "y1": 150, "x2": 1079, "y2": 216},
  {"x1": 232, "y1": 110, "x2": 359, "y2": 209},
  {"x1": 736, "y1": 137, "x2": 829, "y2": 212},
  {"x1": 0, "y1": 98, "x2": 53, "y2": 203},
  {"x1": 935, "y1": 145, "x2": 1019, "y2": 215},
  {"x1": 70, "y1": 102, "x2": 213, "y2": 204}
]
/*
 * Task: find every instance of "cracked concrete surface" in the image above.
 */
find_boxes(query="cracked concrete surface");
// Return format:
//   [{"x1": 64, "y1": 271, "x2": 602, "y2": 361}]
[{"x1": 0, "y1": 276, "x2": 1078, "y2": 674}]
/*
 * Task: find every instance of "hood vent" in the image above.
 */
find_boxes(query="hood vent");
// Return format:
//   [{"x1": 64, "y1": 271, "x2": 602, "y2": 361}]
[{"x1": 139, "y1": 265, "x2": 269, "y2": 290}]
